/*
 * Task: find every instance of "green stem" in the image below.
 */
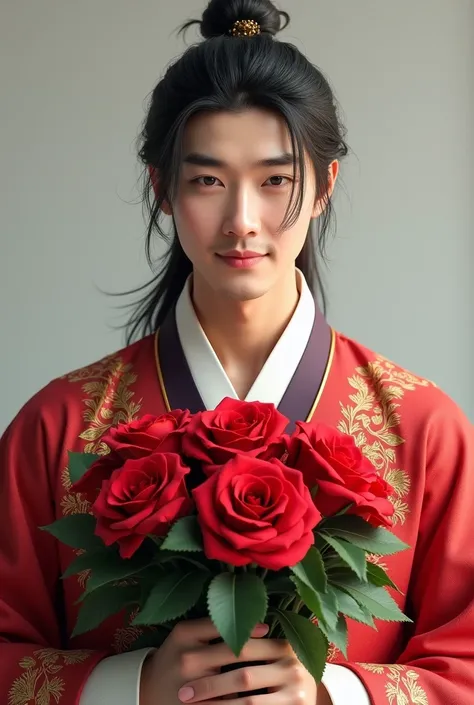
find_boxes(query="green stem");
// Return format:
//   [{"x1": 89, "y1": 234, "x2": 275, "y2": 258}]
[
  {"x1": 267, "y1": 616, "x2": 278, "y2": 638},
  {"x1": 319, "y1": 542, "x2": 331, "y2": 556},
  {"x1": 280, "y1": 595, "x2": 295, "y2": 611}
]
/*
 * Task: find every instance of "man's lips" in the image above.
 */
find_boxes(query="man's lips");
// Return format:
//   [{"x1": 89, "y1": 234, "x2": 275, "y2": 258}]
[
  {"x1": 218, "y1": 250, "x2": 266, "y2": 258},
  {"x1": 216, "y1": 251, "x2": 267, "y2": 269}
]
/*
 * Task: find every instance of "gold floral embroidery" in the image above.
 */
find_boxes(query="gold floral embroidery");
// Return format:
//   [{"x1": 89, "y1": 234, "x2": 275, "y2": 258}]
[
  {"x1": 336, "y1": 358, "x2": 433, "y2": 703},
  {"x1": 60, "y1": 468, "x2": 90, "y2": 516},
  {"x1": 62, "y1": 354, "x2": 145, "y2": 651},
  {"x1": 63, "y1": 354, "x2": 145, "y2": 649},
  {"x1": 76, "y1": 568, "x2": 91, "y2": 589},
  {"x1": 360, "y1": 663, "x2": 385, "y2": 675},
  {"x1": 8, "y1": 649, "x2": 92, "y2": 705},
  {"x1": 59, "y1": 354, "x2": 142, "y2": 517},
  {"x1": 110, "y1": 606, "x2": 141, "y2": 654},
  {"x1": 61, "y1": 353, "x2": 142, "y2": 511},
  {"x1": 66, "y1": 357, "x2": 142, "y2": 452},
  {"x1": 113, "y1": 624, "x2": 144, "y2": 654},
  {"x1": 366, "y1": 553, "x2": 389, "y2": 572},
  {"x1": 338, "y1": 356, "x2": 433, "y2": 525},
  {"x1": 358, "y1": 664, "x2": 429, "y2": 704},
  {"x1": 326, "y1": 645, "x2": 341, "y2": 663}
]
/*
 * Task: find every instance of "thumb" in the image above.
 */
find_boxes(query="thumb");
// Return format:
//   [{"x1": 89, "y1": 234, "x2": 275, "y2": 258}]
[{"x1": 251, "y1": 622, "x2": 269, "y2": 638}]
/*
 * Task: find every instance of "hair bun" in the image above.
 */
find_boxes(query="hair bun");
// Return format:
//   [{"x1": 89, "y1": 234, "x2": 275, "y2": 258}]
[{"x1": 193, "y1": 0, "x2": 289, "y2": 40}]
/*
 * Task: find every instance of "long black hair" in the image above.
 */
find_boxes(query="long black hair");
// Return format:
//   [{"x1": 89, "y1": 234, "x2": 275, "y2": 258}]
[{"x1": 122, "y1": 0, "x2": 348, "y2": 344}]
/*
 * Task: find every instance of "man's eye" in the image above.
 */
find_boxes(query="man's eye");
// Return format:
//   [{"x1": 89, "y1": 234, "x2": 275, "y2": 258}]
[
  {"x1": 193, "y1": 176, "x2": 220, "y2": 186},
  {"x1": 266, "y1": 176, "x2": 292, "y2": 186}
]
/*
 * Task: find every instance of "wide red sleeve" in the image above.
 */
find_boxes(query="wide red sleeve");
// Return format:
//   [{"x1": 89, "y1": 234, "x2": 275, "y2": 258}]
[
  {"x1": 0, "y1": 390, "x2": 107, "y2": 705},
  {"x1": 342, "y1": 393, "x2": 474, "y2": 704}
]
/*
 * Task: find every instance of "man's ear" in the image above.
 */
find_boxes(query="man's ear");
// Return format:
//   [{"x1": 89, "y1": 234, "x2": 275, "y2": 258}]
[
  {"x1": 148, "y1": 165, "x2": 172, "y2": 215},
  {"x1": 311, "y1": 160, "x2": 339, "y2": 218}
]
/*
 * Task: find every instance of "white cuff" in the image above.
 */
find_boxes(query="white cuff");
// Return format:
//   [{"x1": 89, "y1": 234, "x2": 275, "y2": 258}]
[
  {"x1": 322, "y1": 663, "x2": 370, "y2": 705},
  {"x1": 79, "y1": 648, "x2": 154, "y2": 705}
]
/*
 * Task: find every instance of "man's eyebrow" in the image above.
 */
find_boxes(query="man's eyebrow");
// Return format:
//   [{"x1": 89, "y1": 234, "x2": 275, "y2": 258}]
[{"x1": 182, "y1": 152, "x2": 295, "y2": 168}]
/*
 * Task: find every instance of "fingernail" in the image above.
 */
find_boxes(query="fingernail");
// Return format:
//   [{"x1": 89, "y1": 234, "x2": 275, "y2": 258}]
[
  {"x1": 178, "y1": 686, "x2": 195, "y2": 702},
  {"x1": 255, "y1": 623, "x2": 269, "y2": 634}
]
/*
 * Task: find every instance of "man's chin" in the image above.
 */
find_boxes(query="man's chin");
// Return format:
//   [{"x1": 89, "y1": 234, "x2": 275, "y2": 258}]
[{"x1": 215, "y1": 281, "x2": 271, "y2": 303}]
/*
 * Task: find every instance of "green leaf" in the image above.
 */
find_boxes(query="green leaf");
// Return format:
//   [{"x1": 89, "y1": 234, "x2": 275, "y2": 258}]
[
  {"x1": 207, "y1": 573, "x2": 268, "y2": 657},
  {"x1": 325, "y1": 567, "x2": 355, "y2": 583},
  {"x1": 329, "y1": 587, "x2": 375, "y2": 628},
  {"x1": 318, "y1": 614, "x2": 348, "y2": 658},
  {"x1": 158, "y1": 553, "x2": 210, "y2": 572},
  {"x1": 133, "y1": 566, "x2": 210, "y2": 626},
  {"x1": 161, "y1": 516, "x2": 203, "y2": 553},
  {"x1": 68, "y1": 452, "x2": 101, "y2": 485},
  {"x1": 292, "y1": 577, "x2": 339, "y2": 631},
  {"x1": 72, "y1": 583, "x2": 140, "y2": 637},
  {"x1": 291, "y1": 547, "x2": 327, "y2": 594},
  {"x1": 80, "y1": 550, "x2": 154, "y2": 598},
  {"x1": 270, "y1": 609, "x2": 327, "y2": 683},
  {"x1": 41, "y1": 514, "x2": 103, "y2": 552},
  {"x1": 62, "y1": 548, "x2": 110, "y2": 578},
  {"x1": 366, "y1": 563, "x2": 401, "y2": 592},
  {"x1": 318, "y1": 590, "x2": 340, "y2": 629},
  {"x1": 333, "y1": 578, "x2": 411, "y2": 623},
  {"x1": 321, "y1": 534, "x2": 367, "y2": 581},
  {"x1": 321, "y1": 516, "x2": 409, "y2": 556}
]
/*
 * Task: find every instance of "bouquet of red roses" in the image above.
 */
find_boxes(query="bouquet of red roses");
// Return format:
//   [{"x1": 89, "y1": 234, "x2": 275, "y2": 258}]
[{"x1": 43, "y1": 398, "x2": 410, "y2": 682}]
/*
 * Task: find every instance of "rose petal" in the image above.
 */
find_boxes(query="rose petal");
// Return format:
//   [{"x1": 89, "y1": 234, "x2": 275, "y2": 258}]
[
  {"x1": 212, "y1": 518, "x2": 279, "y2": 547},
  {"x1": 251, "y1": 532, "x2": 315, "y2": 571},
  {"x1": 117, "y1": 534, "x2": 146, "y2": 559},
  {"x1": 139, "y1": 496, "x2": 194, "y2": 535},
  {"x1": 216, "y1": 477, "x2": 286, "y2": 531},
  {"x1": 110, "y1": 504, "x2": 156, "y2": 531},
  {"x1": 200, "y1": 526, "x2": 251, "y2": 566}
]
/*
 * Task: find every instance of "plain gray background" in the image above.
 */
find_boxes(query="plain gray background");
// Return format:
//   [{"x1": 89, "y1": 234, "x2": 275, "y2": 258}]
[{"x1": 1, "y1": 0, "x2": 473, "y2": 433}]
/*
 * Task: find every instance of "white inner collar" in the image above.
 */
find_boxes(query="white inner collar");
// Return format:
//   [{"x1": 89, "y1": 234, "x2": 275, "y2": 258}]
[{"x1": 175, "y1": 269, "x2": 315, "y2": 410}]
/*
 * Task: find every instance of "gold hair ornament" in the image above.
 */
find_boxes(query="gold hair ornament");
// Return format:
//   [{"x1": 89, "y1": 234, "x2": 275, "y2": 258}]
[{"x1": 230, "y1": 19, "x2": 261, "y2": 37}]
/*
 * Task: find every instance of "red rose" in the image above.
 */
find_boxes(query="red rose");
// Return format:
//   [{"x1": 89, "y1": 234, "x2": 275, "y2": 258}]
[
  {"x1": 72, "y1": 410, "x2": 191, "y2": 502},
  {"x1": 183, "y1": 398, "x2": 289, "y2": 474},
  {"x1": 193, "y1": 455, "x2": 321, "y2": 570},
  {"x1": 106, "y1": 411, "x2": 191, "y2": 458},
  {"x1": 92, "y1": 453, "x2": 193, "y2": 558},
  {"x1": 286, "y1": 422, "x2": 394, "y2": 527},
  {"x1": 72, "y1": 452, "x2": 119, "y2": 504}
]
